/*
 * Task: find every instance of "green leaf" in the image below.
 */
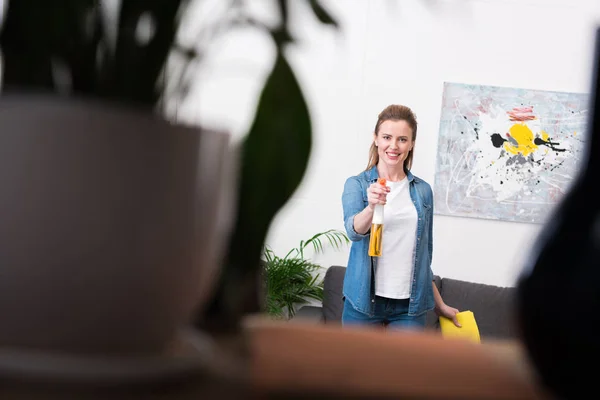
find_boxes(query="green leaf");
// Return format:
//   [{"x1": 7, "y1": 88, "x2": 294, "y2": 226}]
[
  {"x1": 260, "y1": 228, "x2": 348, "y2": 319},
  {"x1": 0, "y1": 0, "x2": 102, "y2": 92},
  {"x1": 270, "y1": 0, "x2": 294, "y2": 47},
  {"x1": 263, "y1": 256, "x2": 324, "y2": 319},
  {"x1": 308, "y1": 0, "x2": 339, "y2": 28},
  {"x1": 300, "y1": 229, "x2": 349, "y2": 257},
  {"x1": 111, "y1": 0, "x2": 185, "y2": 107},
  {"x1": 277, "y1": 0, "x2": 289, "y2": 26},
  {"x1": 205, "y1": 49, "x2": 313, "y2": 329},
  {"x1": 237, "y1": 51, "x2": 312, "y2": 247}
]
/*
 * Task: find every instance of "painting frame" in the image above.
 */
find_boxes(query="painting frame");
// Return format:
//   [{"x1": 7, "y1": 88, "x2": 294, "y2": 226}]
[{"x1": 433, "y1": 81, "x2": 589, "y2": 224}]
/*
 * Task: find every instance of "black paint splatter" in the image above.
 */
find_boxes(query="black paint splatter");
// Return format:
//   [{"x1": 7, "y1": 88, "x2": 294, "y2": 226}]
[
  {"x1": 550, "y1": 159, "x2": 565, "y2": 172},
  {"x1": 491, "y1": 133, "x2": 506, "y2": 148},
  {"x1": 534, "y1": 137, "x2": 566, "y2": 152},
  {"x1": 491, "y1": 132, "x2": 567, "y2": 154}
]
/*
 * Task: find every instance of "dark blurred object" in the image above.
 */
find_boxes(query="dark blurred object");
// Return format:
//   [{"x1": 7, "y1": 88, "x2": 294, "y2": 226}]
[{"x1": 516, "y1": 26, "x2": 600, "y2": 399}]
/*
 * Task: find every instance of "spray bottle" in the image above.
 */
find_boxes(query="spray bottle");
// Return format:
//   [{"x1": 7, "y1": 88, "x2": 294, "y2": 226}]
[{"x1": 368, "y1": 178, "x2": 386, "y2": 257}]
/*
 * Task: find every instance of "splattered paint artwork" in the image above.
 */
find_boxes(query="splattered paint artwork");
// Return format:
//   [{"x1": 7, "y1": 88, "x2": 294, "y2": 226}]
[{"x1": 433, "y1": 82, "x2": 589, "y2": 224}]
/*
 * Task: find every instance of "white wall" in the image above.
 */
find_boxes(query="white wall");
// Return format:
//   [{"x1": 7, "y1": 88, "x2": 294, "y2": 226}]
[{"x1": 183, "y1": 0, "x2": 600, "y2": 288}]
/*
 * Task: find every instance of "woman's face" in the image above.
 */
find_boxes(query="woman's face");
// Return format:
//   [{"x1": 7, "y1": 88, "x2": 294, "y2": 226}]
[{"x1": 374, "y1": 119, "x2": 414, "y2": 168}]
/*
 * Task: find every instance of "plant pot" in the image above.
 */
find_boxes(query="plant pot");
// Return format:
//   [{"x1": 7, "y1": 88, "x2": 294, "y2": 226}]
[
  {"x1": 0, "y1": 329, "x2": 248, "y2": 399},
  {"x1": 0, "y1": 95, "x2": 237, "y2": 356}
]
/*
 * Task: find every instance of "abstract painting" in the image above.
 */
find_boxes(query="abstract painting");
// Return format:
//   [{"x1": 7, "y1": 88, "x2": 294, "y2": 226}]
[{"x1": 433, "y1": 82, "x2": 589, "y2": 223}]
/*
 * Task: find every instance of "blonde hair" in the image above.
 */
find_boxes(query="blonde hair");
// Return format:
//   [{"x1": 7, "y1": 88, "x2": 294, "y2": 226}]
[{"x1": 366, "y1": 104, "x2": 418, "y2": 171}]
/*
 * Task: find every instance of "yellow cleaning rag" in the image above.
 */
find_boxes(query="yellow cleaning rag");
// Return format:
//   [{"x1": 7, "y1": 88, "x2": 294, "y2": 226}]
[{"x1": 439, "y1": 310, "x2": 481, "y2": 343}]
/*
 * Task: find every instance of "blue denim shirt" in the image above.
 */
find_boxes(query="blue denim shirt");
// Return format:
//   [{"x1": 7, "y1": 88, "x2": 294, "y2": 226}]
[{"x1": 341, "y1": 166, "x2": 435, "y2": 317}]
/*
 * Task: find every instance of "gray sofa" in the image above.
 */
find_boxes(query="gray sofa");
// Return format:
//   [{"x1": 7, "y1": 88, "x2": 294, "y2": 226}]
[{"x1": 293, "y1": 265, "x2": 519, "y2": 342}]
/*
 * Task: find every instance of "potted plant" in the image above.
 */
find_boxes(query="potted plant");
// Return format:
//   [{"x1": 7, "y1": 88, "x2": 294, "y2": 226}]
[
  {"x1": 0, "y1": 0, "x2": 339, "y2": 395},
  {"x1": 263, "y1": 229, "x2": 349, "y2": 319}
]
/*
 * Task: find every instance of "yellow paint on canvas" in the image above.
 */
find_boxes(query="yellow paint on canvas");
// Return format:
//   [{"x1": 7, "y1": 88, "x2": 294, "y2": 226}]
[{"x1": 503, "y1": 123, "x2": 538, "y2": 156}]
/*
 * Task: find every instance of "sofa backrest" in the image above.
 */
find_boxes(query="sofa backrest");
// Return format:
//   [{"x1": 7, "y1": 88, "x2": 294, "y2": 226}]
[
  {"x1": 321, "y1": 266, "x2": 518, "y2": 340},
  {"x1": 322, "y1": 266, "x2": 345, "y2": 324},
  {"x1": 439, "y1": 277, "x2": 518, "y2": 341}
]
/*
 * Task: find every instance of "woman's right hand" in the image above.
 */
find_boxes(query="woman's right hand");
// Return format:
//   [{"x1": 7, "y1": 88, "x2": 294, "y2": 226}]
[{"x1": 367, "y1": 182, "x2": 390, "y2": 210}]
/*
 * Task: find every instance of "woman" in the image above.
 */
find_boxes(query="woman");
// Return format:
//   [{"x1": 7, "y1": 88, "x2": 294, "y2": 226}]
[{"x1": 341, "y1": 104, "x2": 461, "y2": 330}]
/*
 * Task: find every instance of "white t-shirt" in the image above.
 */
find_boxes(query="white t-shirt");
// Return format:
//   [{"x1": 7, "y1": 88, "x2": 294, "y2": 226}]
[{"x1": 374, "y1": 178, "x2": 418, "y2": 299}]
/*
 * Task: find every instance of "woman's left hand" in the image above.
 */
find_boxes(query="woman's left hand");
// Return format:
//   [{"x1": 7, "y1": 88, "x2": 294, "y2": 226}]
[{"x1": 435, "y1": 304, "x2": 461, "y2": 327}]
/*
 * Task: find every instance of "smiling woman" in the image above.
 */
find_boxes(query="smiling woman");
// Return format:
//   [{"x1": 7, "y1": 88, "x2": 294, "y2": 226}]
[{"x1": 340, "y1": 104, "x2": 461, "y2": 331}]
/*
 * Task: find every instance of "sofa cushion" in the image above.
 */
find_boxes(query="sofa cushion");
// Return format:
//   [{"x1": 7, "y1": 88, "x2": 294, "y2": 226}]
[
  {"x1": 439, "y1": 278, "x2": 517, "y2": 340},
  {"x1": 322, "y1": 266, "x2": 346, "y2": 323}
]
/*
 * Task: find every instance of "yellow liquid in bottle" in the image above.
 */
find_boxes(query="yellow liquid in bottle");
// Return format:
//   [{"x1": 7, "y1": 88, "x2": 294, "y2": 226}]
[{"x1": 368, "y1": 223, "x2": 383, "y2": 257}]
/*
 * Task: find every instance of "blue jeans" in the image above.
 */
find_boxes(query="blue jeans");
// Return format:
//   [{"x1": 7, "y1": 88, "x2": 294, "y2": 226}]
[{"x1": 342, "y1": 296, "x2": 427, "y2": 330}]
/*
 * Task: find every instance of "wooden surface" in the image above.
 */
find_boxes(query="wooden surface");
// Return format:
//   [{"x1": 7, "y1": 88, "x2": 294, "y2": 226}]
[{"x1": 245, "y1": 317, "x2": 552, "y2": 399}]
